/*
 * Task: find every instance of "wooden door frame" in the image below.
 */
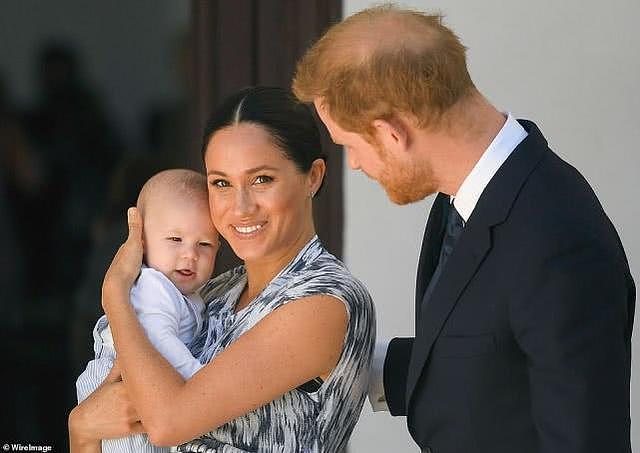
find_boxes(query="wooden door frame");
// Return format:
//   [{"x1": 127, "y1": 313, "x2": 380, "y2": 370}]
[{"x1": 190, "y1": 0, "x2": 344, "y2": 272}]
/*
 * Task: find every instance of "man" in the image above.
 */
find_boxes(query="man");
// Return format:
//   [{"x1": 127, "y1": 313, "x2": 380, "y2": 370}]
[{"x1": 293, "y1": 5, "x2": 635, "y2": 453}]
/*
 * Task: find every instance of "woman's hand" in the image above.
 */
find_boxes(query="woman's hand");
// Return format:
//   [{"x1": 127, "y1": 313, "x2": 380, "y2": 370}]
[
  {"x1": 69, "y1": 360, "x2": 144, "y2": 450},
  {"x1": 102, "y1": 207, "x2": 143, "y2": 306}
]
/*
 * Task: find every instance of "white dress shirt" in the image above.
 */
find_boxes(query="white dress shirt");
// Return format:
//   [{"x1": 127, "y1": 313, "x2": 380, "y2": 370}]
[{"x1": 369, "y1": 113, "x2": 527, "y2": 411}]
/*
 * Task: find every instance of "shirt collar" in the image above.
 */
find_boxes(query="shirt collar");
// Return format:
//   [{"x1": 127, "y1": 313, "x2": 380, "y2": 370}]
[{"x1": 452, "y1": 113, "x2": 528, "y2": 222}]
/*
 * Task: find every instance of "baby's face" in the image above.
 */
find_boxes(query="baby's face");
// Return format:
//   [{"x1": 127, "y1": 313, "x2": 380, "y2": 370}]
[{"x1": 143, "y1": 197, "x2": 218, "y2": 295}]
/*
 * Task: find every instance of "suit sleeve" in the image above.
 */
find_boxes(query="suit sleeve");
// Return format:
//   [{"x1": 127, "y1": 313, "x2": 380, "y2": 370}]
[
  {"x1": 383, "y1": 337, "x2": 415, "y2": 416},
  {"x1": 511, "y1": 239, "x2": 633, "y2": 452}
]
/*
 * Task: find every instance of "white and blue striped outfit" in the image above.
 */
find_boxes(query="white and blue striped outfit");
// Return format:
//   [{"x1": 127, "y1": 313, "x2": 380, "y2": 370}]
[{"x1": 178, "y1": 235, "x2": 376, "y2": 452}]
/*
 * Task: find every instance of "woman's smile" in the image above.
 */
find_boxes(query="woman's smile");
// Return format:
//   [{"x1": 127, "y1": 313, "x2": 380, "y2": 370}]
[{"x1": 232, "y1": 221, "x2": 267, "y2": 237}]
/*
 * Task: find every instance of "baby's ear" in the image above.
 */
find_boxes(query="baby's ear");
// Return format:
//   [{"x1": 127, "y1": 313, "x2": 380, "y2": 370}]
[
  {"x1": 138, "y1": 218, "x2": 147, "y2": 249},
  {"x1": 140, "y1": 227, "x2": 149, "y2": 264},
  {"x1": 139, "y1": 229, "x2": 147, "y2": 265}
]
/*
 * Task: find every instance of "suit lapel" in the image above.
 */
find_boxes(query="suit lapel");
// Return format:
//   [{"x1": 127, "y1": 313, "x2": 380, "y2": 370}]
[
  {"x1": 415, "y1": 193, "x2": 449, "y2": 320},
  {"x1": 406, "y1": 221, "x2": 492, "y2": 403},
  {"x1": 405, "y1": 120, "x2": 550, "y2": 409}
]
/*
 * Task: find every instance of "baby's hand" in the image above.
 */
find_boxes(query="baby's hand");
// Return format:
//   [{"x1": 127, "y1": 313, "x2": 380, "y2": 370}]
[{"x1": 103, "y1": 207, "x2": 143, "y2": 298}]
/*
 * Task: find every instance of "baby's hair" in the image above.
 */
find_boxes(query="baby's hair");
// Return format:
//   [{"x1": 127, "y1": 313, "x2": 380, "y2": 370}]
[{"x1": 137, "y1": 169, "x2": 208, "y2": 217}]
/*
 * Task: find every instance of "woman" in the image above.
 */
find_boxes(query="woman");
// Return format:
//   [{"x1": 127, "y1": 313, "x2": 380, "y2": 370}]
[{"x1": 69, "y1": 86, "x2": 376, "y2": 452}]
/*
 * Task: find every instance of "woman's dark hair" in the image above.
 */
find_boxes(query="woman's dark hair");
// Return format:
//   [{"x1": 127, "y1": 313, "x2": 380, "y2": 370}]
[{"x1": 201, "y1": 86, "x2": 326, "y2": 180}]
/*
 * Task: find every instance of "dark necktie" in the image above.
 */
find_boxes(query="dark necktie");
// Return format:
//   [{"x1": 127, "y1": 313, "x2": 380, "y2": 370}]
[{"x1": 419, "y1": 203, "x2": 465, "y2": 316}]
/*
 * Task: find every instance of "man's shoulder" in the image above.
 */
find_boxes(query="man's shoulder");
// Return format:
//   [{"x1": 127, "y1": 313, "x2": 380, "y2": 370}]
[
  {"x1": 523, "y1": 152, "x2": 607, "y2": 222},
  {"x1": 494, "y1": 149, "x2": 622, "y2": 260}
]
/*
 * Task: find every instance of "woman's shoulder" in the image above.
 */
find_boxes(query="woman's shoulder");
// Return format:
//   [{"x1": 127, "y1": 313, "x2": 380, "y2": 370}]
[{"x1": 284, "y1": 248, "x2": 373, "y2": 310}]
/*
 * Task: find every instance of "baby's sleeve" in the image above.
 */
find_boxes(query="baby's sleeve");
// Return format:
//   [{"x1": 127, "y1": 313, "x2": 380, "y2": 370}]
[{"x1": 130, "y1": 269, "x2": 204, "y2": 379}]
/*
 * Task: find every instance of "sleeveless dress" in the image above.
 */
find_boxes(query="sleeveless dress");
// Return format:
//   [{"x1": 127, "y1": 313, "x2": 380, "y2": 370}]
[{"x1": 177, "y1": 236, "x2": 375, "y2": 453}]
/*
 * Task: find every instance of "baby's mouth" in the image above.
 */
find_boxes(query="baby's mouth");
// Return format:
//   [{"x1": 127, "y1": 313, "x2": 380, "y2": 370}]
[{"x1": 177, "y1": 269, "x2": 195, "y2": 277}]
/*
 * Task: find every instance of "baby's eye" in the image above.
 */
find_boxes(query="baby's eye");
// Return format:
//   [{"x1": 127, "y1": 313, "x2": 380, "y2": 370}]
[
  {"x1": 167, "y1": 236, "x2": 182, "y2": 242},
  {"x1": 254, "y1": 175, "x2": 273, "y2": 184},
  {"x1": 210, "y1": 179, "x2": 230, "y2": 188},
  {"x1": 199, "y1": 241, "x2": 212, "y2": 247}
]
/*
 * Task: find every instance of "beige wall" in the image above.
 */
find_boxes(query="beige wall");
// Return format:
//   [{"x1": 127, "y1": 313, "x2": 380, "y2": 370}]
[{"x1": 342, "y1": 1, "x2": 640, "y2": 452}]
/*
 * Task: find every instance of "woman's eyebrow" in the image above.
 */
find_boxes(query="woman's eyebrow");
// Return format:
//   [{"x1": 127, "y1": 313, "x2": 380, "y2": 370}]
[
  {"x1": 207, "y1": 165, "x2": 279, "y2": 176},
  {"x1": 246, "y1": 165, "x2": 279, "y2": 173}
]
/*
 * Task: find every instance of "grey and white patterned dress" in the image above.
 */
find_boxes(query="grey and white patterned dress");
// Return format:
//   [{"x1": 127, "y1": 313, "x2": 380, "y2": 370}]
[{"x1": 177, "y1": 235, "x2": 375, "y2": 453}]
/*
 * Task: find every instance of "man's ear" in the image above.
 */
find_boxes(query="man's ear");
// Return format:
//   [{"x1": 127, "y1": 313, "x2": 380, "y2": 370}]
[{"x1": 372, "y1": 115, "x2": 411, "y2": 153}]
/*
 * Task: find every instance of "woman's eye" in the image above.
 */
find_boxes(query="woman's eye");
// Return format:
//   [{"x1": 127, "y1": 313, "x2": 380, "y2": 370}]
[
  {"x1": 211, "y1": 179, "x2": 229, "y2": 188},
  {"x1": 168, "y1": 237, "x2": 182, "y2": 242},
  {"x1": 254, "y1": 175, "x2": 273, "y2": 184}
]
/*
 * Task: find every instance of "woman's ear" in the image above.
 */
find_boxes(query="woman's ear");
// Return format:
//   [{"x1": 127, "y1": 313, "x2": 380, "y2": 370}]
[{"x1": 308, "y1": 158, "x2": 326, "y2": 197}]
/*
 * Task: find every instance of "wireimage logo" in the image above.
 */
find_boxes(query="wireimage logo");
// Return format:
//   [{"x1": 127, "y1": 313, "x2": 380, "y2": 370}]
[{"x1": 2, "y1": 444, "x2": 52, "y2": 452}]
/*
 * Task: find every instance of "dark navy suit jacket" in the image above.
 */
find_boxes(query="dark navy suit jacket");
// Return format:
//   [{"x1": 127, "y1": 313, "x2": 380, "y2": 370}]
[{"x1": 384, "y1": 120, "x2": 635, "y2": 453}]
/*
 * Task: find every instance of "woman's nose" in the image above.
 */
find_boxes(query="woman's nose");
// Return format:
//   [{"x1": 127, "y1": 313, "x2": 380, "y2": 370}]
[{"x1": 233, "y1": 188, "x2": 257, "y2": 216}]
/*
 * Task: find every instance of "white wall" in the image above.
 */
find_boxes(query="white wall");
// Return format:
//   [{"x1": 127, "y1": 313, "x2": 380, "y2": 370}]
[{"x1": 343, "y1": 1, "x2": 640, "y2": 452}]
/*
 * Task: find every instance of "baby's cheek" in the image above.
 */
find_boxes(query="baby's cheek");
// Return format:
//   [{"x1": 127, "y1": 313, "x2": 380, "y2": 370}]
[{"x1": 204, "y1": 255, "x2": 217, "y2": 278}]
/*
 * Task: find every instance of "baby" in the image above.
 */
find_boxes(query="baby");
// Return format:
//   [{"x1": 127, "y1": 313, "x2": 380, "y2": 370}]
[{"x1": 76, "y1": 169, "x2": 218, "y2": 453}]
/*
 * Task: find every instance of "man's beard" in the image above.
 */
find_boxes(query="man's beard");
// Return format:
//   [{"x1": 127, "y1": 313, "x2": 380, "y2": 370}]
[{"x1": 376, "y1": 146, "x2": 436, "y2": 205}]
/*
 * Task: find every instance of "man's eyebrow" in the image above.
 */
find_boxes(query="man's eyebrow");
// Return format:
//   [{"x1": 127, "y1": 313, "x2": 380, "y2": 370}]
[{"x1": 207, "y1": 165, "x2": 279, "y2": 176}]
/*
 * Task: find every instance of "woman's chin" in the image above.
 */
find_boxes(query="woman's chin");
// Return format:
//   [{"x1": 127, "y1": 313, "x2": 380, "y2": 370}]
[{"x1": 228, "y1": 242, "x2": 265, "y2": 263}]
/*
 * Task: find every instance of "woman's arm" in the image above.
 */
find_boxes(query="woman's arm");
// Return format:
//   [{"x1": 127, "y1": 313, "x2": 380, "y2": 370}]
[
  {"x1": 68, "y1": 412, "x2": 100, "y2": 453},
  {"x1": 103, "y1": 209, "x2": 349, "y2": 447}
]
